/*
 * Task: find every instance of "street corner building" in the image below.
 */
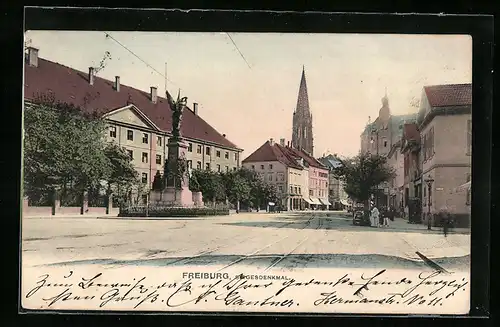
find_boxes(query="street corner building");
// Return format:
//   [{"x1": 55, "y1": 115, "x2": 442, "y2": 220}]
[
  {"x1": 23, "y1": 47, "x2": 243, "y2": 204},
  {"x1": 241, "y1": 138, "x2": 330, "y2": 211},
  {"x1": 359, "y1": 84, "x2": 472, "y2": 228}
]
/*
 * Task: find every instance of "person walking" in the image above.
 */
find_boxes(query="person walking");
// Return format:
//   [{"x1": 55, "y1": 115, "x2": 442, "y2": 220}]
[
  {"x1": 370, "y1": 205, "x2": 380, "y2": 228},
  {"x1": 383, "y1": 206, "x2": 391, "y2": 227}
]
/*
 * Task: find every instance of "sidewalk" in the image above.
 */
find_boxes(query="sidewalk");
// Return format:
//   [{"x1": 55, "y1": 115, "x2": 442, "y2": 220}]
[
  {"x1": 23, "y1": 213, "x2": 118, "y2": 219},
  {"x1": 384, "y1": 217, "x2": 471, "y2": 235}
]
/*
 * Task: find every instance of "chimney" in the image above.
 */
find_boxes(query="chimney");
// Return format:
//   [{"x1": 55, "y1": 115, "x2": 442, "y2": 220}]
[
  {"x1": 193, "y1": 102, "x2": 198, "y2": 115},
  {"x1": 222, "y1": 134, "x2": 226, "y2": 138},
  {"x1": 88, "y1": 67, "x2": 94, "y2": 85},
  {"x1": 287, "y1": 141, "x2": 290, "y2": 147},
  {"x1": 27, "y1": 47, "x2": 39, "y2": 67},
  {"x1": 150, "y1": 87, "x2": 157, "y2": 104},
  {"x1": 280, "y1": 138, "x2": 285, "y2": 146},
  {"x1": 114, "y1": 76, "x2": 120, "y2": 92},
  {"x1": 269, "y1": 138, "x2": 274, "y2": 145}
]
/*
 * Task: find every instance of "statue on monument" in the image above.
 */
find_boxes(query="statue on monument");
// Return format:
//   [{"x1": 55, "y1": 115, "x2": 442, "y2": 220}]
[{"x1": 167, "y1": 90, "x2": 188, "y2": 140}]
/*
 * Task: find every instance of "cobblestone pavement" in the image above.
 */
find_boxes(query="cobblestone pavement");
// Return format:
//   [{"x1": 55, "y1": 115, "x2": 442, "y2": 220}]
[{"x1": 21, "y1": 211, "x2": 470, "y2": 272}]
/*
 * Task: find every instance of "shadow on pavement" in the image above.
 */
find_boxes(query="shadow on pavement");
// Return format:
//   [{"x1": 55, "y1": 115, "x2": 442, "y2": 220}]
[
  {"x1": 41, "y1": 253, "x2": 470, "y2": 271},
  {"x1": 219, "y1": 219, "x2": 470, "y2": 235}
]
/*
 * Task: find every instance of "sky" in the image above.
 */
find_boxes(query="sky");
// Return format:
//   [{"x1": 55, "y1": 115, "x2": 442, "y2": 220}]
[{"x1": 24, "y1": 31, "x2": 472, "y2": 158}]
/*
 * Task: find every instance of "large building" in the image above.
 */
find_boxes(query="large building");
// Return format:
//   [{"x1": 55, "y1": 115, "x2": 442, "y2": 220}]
[
  {"x1": 24, "y1": 47, "x2": 243, "y2": 193},
  {"x1": 242, "y1": 138, "x2": 330, "y2": 210},
  {"x1": 360, "y1": 92, "x2": 417, "y2": 156},
  {"x1": 417, "y1": 83, "x2": 471, "y2": 227},
  {"x1": 291, "y1": 67, "x2": 314, "y2": 156}
]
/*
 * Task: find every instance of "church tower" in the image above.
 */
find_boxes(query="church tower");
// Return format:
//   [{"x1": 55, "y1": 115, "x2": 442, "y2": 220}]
[{"x1": 291, "y1": 66, "x2": 314, "y2": 155}]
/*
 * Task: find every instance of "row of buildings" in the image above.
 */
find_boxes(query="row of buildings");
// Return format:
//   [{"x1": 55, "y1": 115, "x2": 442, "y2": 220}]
[
  {"x1": 360, "y1": 84, "x2": 472, "y2": 227},
  {"x1": 24, "y1": 47, "x2": 243, "y2": 195},
  {"x1": 241, "y1": 67, "x2": 348, "y2": 211}
]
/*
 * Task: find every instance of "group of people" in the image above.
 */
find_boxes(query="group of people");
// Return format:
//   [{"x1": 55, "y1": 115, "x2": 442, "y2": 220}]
[{"x1": 369, "y1": 203, "x2": 396, "y2": 228}]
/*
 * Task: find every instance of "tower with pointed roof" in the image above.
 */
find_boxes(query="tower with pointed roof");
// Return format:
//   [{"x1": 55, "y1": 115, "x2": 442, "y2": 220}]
[{"x1": 291, "y1": 66, "x2": 314, "y2": 155}]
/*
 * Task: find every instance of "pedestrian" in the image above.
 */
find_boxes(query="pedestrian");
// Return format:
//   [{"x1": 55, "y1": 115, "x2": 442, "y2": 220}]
[
  {"x1": 370, "y1": 205, "x2": 380, "y2": 228},
  {"x1": 383, "y1": 206, "x2": 391, "y2": 227}
]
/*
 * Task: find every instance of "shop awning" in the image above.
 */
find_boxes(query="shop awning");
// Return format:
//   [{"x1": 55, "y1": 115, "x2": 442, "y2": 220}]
[
  {"x1": 302, "y1": 197, "x2": 314, "y2": 204},
  {"x1": 309, "y1": 197, "x2": 322, "y2": 205},
  {"x1": 319, "y1": 198, "x2": 332, "y2": 206},
  {"x1": 340, "y1": 199, "x2": 350, "y2": 206}
]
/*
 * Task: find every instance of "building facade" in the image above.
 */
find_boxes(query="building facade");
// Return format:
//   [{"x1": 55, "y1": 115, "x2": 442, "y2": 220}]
[
  {"x1": 242, "y1": 138, "x2": 329, "y2": 210},
  {"x1": 386, "y1": 140, "x2": 405, "y2": 212},
  {"x1": 417, "y1": 83, "x2": 472, "y2": 227},
  {"x1": 317, "y1": 154, "x2": 348, "y2": 209},
  {"x1": 291, "y1": 66, "x2": 314, "y2": 155},
  {"x1": 24, "y1": 47, "x2": 243, "y2": 196}
]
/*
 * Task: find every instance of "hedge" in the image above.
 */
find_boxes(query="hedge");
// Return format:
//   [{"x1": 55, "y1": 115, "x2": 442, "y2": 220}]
[{"x1": 119, "y1": 206, "x2": 229, "y2": 217}]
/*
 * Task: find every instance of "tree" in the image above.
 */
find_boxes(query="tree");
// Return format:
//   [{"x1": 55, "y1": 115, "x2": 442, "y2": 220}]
[
  {"x1": 23, "y1": 93, "x2": 138, "y2": 205},
  {"x1": 221, "y1": 169, "x2": 252, "y2": 206},
  {"x1": 189, "y1": 169, "x2": 225, "y2": 204},
  {"x1": 332, "y1": 152, "x2": 395, "y2": 209}
]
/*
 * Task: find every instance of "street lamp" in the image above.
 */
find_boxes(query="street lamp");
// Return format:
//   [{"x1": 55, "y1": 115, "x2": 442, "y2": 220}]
[{"x1": 425, "y1": 176, "x2": 434, "y2": 230}]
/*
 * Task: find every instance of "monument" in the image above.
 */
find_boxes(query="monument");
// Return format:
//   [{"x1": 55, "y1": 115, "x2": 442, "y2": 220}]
[{"x1": 150, "y1": 91, "x2": 203, "y2": 207}]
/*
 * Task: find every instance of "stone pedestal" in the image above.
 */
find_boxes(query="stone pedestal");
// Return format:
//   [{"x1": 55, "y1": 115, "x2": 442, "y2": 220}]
[
  {"x1": 192, "y1": 191, "x2": 203, "y2": 207},
  {"x1": 149, "y1": 137, "x2": 203, "y2": 207},
  {"x1": 106, "y1": 193, "x2": 113, "y2": 214}
]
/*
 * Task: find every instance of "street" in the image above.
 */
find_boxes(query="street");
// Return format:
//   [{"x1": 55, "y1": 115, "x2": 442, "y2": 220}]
[{"x1": 21, "y1": 211, "x2": 470, "y2": 273}]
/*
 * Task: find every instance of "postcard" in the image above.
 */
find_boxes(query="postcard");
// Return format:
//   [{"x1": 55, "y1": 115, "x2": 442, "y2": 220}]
[{"x1": 21, "y1": 30, "x2": 472, "y2": 314}]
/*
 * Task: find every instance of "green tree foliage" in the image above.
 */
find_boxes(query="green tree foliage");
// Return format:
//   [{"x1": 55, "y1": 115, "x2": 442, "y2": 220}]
[
  {"x1": 23, "y1": 93, "x2": 138, "y2": 203},
  {"x1": 331, "y1": 152, "x2": 395, "y2": 205},
  {"x1": 188, "y1": 167, "x2": 278, "y2": 208},
  {"x1": 151, "y1": 171, "x2": 165, "y2": 192}
]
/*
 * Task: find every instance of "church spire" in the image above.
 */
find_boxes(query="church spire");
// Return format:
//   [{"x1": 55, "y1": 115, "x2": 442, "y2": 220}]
[{"x1": 291, "y1": 66, "x2": 314, "y2": 155}]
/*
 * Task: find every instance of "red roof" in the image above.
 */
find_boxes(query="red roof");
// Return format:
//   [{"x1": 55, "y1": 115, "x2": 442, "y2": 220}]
[
  {"x1": 424, "y1": 83, "x2": 472, "y2": 107},
  {"x1": 278, "y1": 145, "x2": 326, "y2": 170},
  {"x1": 242, "y1": 141, "x2": 327, "y2": 170},
  {"x1": 24, "y1": 57, "x2": 240, "y2": 150},
  {"x1": 403, "y1": 123, "x2": 420, "y2": 142},
  {"x1": 242, "y1": 141, "x2": 303, "y2": 169}
]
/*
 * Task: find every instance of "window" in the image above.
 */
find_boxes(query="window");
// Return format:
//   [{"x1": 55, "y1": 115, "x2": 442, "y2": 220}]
[
  {"x1": 205, "y1": 163, "x2": 210, "y2": 170},
  {"x1": 278, "y1": 185, "x2": 283, "y2": 193},
  {"x1": 280, "y1": 173, "x2": 285, "y2": 181},
  {"x1": 251, "y1": 165, "x2": 255, "y2": 170},
  {"x1": 269, "y1": 164, "x2": 273, "y2": 169},
  {"x1": 467, "y1": 120, "x2": 472, "y2": 155},
  {"x1": 206, "y1": 147, "x2": 211, "y2": 156},
  {"x1": 127, "y1": 150, "x2": 133, "y2": 159},
  {"x1": 216, "y1": 150, "x2": 221, "y2": 157},
  {"x1": 466, "y1": 173, "x2": 471, "y2": 205},
  {"x1": 109, "y1": 126, "x2": 117, "y2": 138},
  {"x1": 225, "y1": 166, "x2": 229, "y2": 172},
  {"x1": 196, "y1": 161, "x2": 202, "y2": 169},
  {"x1": 294, "y1": 187, "x2": 298, "y2": 194},
  {"x1": 157, "y1": 136, "x2": 162, "y2": 146},
  {"x1": 235, "y1": 153, "x2": 238, "y2": 161},
  {"x1": 233, "y1": 167, "x2": 237, "y2": 171},
  {"x1": 188, "y1": 143, "x2": 193, "y2": 152},
  {"x1": 142, "y1": 152, "x2": 148, "y2": 163},
  {"x1": 260, "y1": 165, "x2": 264, "y2": 170},
  {"x1": 290, "y1": 186, "x2": 293, "y2": 194},
  {"x1": 217, "y1": 164, "x2": 221, "y2": 172},
  {"x1": 225, "y1": 152, "x2": 229, "y2": 159},
  {"x1": 187, "y1": 160, "x2": 192, "y2": 169},
  {"x1": 127, "y1": 130, "x2": 134, "y2": 141},
  {"x1": 197, "y1": 145, "x2": 202, "y2": 154},
  {"x1": 141, "y1": 173, "x2": 148, "y2": 184},
  {"x1": 142, "y1": 133, "x2": 149, "y2": 144},
  {"x1": 309, "y1": 190, "x2": 313, "y2": 196},
  {"x1": 298, "y1": 187, "x2": 301, "y2": 195},
  {"x1": 268, "y1": 173, "x2": 273, "y2": 181},
  {"x1": 156, "y1": 154, "x2": 162, "y2": 165},
  {"x1": 384, "y1": 140, "x2": 388, "y2": 147}
]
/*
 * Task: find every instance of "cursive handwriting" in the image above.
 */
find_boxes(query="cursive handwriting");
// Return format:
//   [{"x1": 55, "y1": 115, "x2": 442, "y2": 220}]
[{"x1": 24, "y1": 270, "x2": 469, "y2": 311}]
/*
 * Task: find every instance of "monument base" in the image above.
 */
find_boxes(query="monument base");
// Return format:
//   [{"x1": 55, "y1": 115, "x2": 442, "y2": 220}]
[{"x1": 151, "y1": 187, "x2": 204, "y2": 207}]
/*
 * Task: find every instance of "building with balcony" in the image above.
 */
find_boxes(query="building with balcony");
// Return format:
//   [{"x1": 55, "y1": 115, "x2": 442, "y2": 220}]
[
  {"x1": 317, "y1": 154, "x2": 348, "y2": 209},
  {"x1": 24, "y1": 47, "x2": 243, "y2": 197}
]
